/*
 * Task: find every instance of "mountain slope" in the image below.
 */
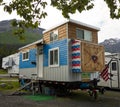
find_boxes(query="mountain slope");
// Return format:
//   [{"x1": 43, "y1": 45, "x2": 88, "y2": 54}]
[
  {"x1": 100, "y1": 38, "x2": 120, "y2": 53},
  {"x1": 0, "y1": 20, "x2": 44, "y2": 45},
  {"x1": 0, "y1": 19, "x2": 45, "y2": 68},
  {"x1": 0, "y1": 29, "x2": 42, "y2": 45}
]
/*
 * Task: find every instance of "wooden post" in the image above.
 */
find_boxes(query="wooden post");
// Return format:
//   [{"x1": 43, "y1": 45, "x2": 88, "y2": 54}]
[{"x1": 31, "y1": 74, "x2": 37, "y2": 95}]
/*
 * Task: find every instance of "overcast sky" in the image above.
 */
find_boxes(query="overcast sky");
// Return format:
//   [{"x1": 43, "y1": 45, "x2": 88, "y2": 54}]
[{"x1": 0, "y1": 0, "x2": 120, "y2": 42}]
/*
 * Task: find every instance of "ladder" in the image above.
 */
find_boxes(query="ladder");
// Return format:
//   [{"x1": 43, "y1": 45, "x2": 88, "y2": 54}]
[{"x1": 11, "y1": 81, "x2": 32, "y2": 95}]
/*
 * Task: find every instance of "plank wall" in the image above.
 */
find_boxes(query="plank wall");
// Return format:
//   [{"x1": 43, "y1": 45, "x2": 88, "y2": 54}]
[
  {"x1": 81, "y1": 41, "x2": 105, "y2": 72},
  {"x1": 68, "y1": 22, "x2": 98, "y2": 44},
  {"x1": 43, "y1": 24, "x2": 67, "y2": 43}
]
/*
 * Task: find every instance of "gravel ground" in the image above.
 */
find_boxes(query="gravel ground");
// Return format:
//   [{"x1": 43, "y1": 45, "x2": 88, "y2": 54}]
[{"x1": 0, "y1": 90, "x2": 120, "y2": 107}]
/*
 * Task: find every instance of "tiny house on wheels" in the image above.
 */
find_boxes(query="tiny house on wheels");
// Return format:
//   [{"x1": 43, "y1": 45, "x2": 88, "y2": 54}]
[
  {"x1": 2, "y1": 53, "x2": 19, "y2": 76},
  {"x1": 99, "y1": 52, "x2": 120, "y2": 90},
  {"x1": 18, "y1": 19, "x2": 105, "y2": 96}
]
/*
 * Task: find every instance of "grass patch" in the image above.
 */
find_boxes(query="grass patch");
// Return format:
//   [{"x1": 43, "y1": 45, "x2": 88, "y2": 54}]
[
  {"x1": 0, "y1": 81, "x2": 19, "y2": 92},
  {"x1": 24, "y1": 94, "x2": 55, "y2": 101},
  {"x1": 0, "y1": 77, "x2": 18, "y2": 81},
  {"x1": 0, "y1": 69, "x2": 7, "y2": 74}
]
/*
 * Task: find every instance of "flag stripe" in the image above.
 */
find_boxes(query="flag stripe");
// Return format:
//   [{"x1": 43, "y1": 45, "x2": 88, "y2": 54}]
[
  {"x1": 101, "y1": 66, "x2": 108, "y2": 75},
  {"x1": 100, "y1": 65, "x2": 109, "y2": 81},
  {"x1": 100, "y1": 67, "x2": 108, "y2": 77}
]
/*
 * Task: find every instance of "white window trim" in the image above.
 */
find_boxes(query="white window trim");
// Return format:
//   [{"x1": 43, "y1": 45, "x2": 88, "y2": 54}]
[
  {"x1": 49, "y1": 47, "x2": 59, "y2": 67},
  {"x1": 22, "y1": 51, "x2": 29, "y2": 61}
]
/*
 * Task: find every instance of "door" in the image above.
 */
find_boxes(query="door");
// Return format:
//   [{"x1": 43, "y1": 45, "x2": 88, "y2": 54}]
[
  {"x1": 38, "y1": 46, "x2": 43, "y2": 78},
  {"x1": 110, "y1": 60, "x2": 119, "y2": 88}
]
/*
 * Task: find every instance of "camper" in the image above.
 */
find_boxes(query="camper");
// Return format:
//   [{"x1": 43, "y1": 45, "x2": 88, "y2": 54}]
[
  {"x1": 99, "y1": 52, "x2": 120, "y2": 90},
  {"x1": 2, "y1": 53, "x2": 19, "y2": 76},
  {"x1": 18, "y1": 19, "x2": 105, "y2": 96}
]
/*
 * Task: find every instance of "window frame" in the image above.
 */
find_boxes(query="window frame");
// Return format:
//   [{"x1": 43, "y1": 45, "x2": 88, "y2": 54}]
[
  {"x1": 76, "y1": 28, "x2": 92, "y2": 42},
  {"x1": 50, "y1": 29, "x2": 58, "y2": 42},
  {"x1": 111, "y1": 61, "x2": 117, "y2": 71},
  {"x1": 49, "y1": 47, "x2": 59, "y2": 67},
  {"x1": 22, "y1": 51, "x2": 29, "y2": 61},
  {"x1": 76, "y1": 28, "x2": 84, "y2": 40}
]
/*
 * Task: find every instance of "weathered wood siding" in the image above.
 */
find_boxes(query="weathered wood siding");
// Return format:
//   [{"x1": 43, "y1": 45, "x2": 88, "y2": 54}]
[
  {"x1": 68, "y1": 22, "x2": 98, "y2": 44},
  {"x1": 92, "y1": 31, "x2": 98, "y2": 44},
  {"x1": 43, "y1": 24, "x2": 67, "y2": 43},
  {"x1": 81, "y1": 41, "x2": 105, "y2": 72},
  {"x1": 19, "y1": 45, "x2": 37, "y2": 52}
]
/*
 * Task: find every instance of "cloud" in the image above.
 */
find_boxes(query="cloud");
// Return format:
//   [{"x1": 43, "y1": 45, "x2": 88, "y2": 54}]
[
  {"x1": 99, "y1": 19, "x2": 120, "y2": 42},
  {"x1": 69, "y1": 1, "x2": 120, "y2": 42},
  {"x1": 41, "y1": 0, "x2": 120, "y2": 42}
]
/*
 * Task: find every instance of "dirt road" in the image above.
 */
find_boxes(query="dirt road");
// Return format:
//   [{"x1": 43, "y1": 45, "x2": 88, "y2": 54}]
[{"x1": 0, "y1": 90, "x2": 120, "y2": 107}]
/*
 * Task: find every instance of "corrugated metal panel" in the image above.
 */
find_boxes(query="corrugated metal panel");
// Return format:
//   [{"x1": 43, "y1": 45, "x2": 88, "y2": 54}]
[
  {"x1": 19, "y1": 48, "x2": 37, "y2": 68},
  {"x1": 19, "y1": 68, "x2": 37, "y2": 79},
  {"x1": 70, "y1": 72, "x2": 82, "y2": 81},
  {"x1": 42, "y1": 66, "x2": 69, "y2": 81}
]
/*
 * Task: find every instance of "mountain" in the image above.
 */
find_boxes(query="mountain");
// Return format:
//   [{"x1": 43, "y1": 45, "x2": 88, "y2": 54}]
[
  {"x1": 0, "y1": 20, "x2": 44, "y2": 45},
  {"x1": 0, "y1": 19, "x2": 45, "y2": 68},
  {"x1": 100, "y1": 38, "x2": 120, "y2": 53}
]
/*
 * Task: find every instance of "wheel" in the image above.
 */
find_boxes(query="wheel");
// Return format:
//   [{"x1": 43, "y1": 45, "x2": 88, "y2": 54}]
[
  {"x1": 93, "y1": 90, "x2": 98, "y2": 100},
  {"x1": 100, "y1": 87, "x2": 105, "y2": 94},
  {"x1": 55, "y1": 86, "x2": 70, "y2": 96}
]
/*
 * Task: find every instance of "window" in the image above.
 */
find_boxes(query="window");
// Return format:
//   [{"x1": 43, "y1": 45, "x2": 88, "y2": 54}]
[
  {"x1": 76, "y1": 28, "x2": 92, "y2": 41},
  {"x1": 22, "y1": 51, "x2": 29, "y2": 61},
  {"x1": 38, "y1": 46, "x2": 43, "y2": 54},
  {"x1": 76, "y1": 29, "x2": 84, "y2": 39},
  {"x1": 84, "y1": 30, "x2": 92, "y2": 41},
  {"x1": 112, "y1": 62, "x2": 117, "y2": 71},
  {"x1": 50, "y1": 29, "x2": 58, "y2": 42},
  {"x1": 49, "y1": 47, "x2": 59, "y2": 67}
]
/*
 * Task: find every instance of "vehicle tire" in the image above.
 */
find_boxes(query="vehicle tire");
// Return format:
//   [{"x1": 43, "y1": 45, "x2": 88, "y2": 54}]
[{"x1": 93, "y1": 90, "x2": 98, "y2": 100}]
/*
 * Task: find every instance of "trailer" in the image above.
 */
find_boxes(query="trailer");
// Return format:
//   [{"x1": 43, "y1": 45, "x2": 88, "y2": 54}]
[
  {"x1": 98, "y1": 52, "x2": 120, "y2": 90},
  {"x1": 2, "y1": 53, "x2": 19, "y2": 76},
  {"x1": 18, "y1": 19, "x2": 105, "y2": 98}
]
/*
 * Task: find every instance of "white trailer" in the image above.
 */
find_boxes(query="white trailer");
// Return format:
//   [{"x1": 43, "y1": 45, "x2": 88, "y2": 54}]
[
  {"x1": 2, "y1": 53, "x2": 19, "y2": 76},
  {"x1": 99, "y1": 52, "x2": 120, "y2": 89}
]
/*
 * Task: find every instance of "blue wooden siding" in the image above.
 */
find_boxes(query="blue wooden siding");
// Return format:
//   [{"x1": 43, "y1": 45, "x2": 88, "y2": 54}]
[
  {"x1": 19, "y1": 48, "x2": 37, "y2": 68},
  {"x1": 43, "y1": 39, "x2": 68, "y2": 66}
]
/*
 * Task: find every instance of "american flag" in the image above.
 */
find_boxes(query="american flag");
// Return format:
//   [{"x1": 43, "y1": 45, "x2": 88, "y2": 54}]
[
  {"x1": 71, "y1": 39, "x2": 81, "y2": 72},
  {"x1": 100, "y1": 65, "x2": 109, "y2": 81}
]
